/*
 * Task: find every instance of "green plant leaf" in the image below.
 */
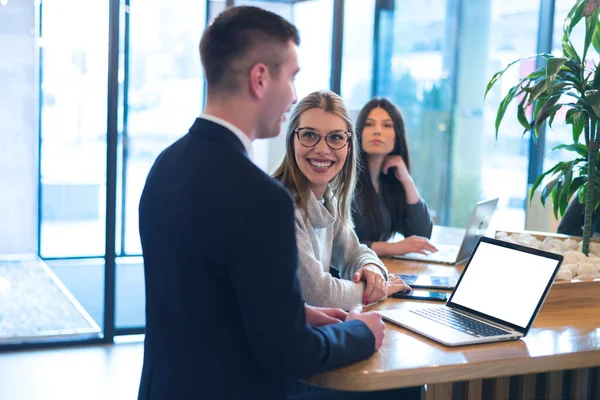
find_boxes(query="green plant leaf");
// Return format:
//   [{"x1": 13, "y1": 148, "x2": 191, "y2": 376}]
[
  {"x1": 541, "y1": 177, "x2": 559, "y2": 207},
  {"x1": 585, "y1": 89, "x2": 600, "y2": 117},
  {"x1": 593, "y1": 64, "x2": 600, "y2": 90},
  {"x1": 549, "y1": 108, "x2": 559, "y2": 128},
  {"x1": 583, "y1": 7, "x2": 600, "y2": 60},
  {"x1": 552, "y1": 177, "x2": 563, "y2": 218},
  {"x1": 517, "y1": 96, "x2": 530, "y2": 133},
  {"x1": 569, "y1": 176, "x2": 586, "y2": 201},
  {"x1": 532, "y1": 96, "x2": 548, "y2": 137},
  {"x1": 546, "y1": 58, "x2": 569, "y2": 95},
  {"x1": 528, "y1": 80, "x2": 549, "y2": 105},
  {"x1": 565, "y1": 92, "x2": 595, "y2": 113},
  {"x1": 560, "y1": 162, "x2": 574, "y2": 216},
  {"x1": 563, "y1": 40, "x2": 582, "y2": 64},
  {"x1": 494, "y1": 84, "x2": 520, "y2": 139},
  {"x1": 531, "y1": 166, "x2": 557, "y2": 202},
  {"x1": 533, "y1": 160, "x2": 575, "y2": 202},
  {"x1": 566, "y1": 108, "x2": 586, "y2": 143},
  {"x1": 564, "y1": 0, "x2": 586, "y2": 36},
  {"x1": 524, "y1": 68, "x2": 547, "y2": 80},
  {"x1": 544, "y1": 104, "x2": 563, "y2": 133},
  {"x1": 593, "y1": 19, "x2": 600, "y2": 54},
  {"x1": 564, "y1": 59, "x2": 582, "y2": 74},
  {"x1": 579, "y1": 184, "x2": 587, "y2": 204},
  {"x1": 533, "y1": 96, "x2": 561, "y2": 138},
  {"x1": 484, "y1": 59, "x2": 521, "y2": 99},
  {"x1": 560, "y1": 69, "x2": 582, "y2": 84},
  {"x1": 552, "y1": 143, "x2": 589, "y2": 157},
  {"x1": 484, "y1": 54, "x2": 553, "y2": 100}
]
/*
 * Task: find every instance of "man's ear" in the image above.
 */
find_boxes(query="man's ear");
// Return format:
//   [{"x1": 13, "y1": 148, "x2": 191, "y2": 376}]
[{"x1": 249, "y1": 63, "x2": 269, "y2": 100}]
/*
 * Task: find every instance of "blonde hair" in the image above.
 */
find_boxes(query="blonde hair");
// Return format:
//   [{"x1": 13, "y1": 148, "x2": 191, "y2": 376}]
[{"x1": 272, "y1": 90, "x2": 358, "y2": 226}]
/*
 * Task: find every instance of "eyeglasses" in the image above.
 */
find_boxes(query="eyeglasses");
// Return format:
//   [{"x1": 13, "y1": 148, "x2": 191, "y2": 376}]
[{"x1": 294, "y1": 127, "x2": 352, "y2": 150}]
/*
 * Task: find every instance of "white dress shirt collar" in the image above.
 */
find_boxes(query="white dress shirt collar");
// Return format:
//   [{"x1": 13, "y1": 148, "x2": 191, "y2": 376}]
[{"x1": 199, "y1": 113, "x2": 253, "y2": 159}]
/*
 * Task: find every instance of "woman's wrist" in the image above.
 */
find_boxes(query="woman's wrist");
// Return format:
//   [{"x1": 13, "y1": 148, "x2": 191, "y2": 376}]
[
  {"x1": 371, "y1": 241, "x2": 397, "y2": 257},
  {"x1": 398, "y1": 175, "x2": 413, "y2": 185},
  {"x1": 400, "y1": 177, "x2": 421, "y2": 204}
]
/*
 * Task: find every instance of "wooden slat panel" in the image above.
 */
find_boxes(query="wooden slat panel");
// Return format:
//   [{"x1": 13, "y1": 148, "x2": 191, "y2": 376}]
[
  {"x1": 452, "y1": 381, "x2": 466, "y2": 400},
  {"x1": 545, "y1": 371, "x2": 563, "y2": 399},
  {"x1": 516, "y1": 374, "x2": 536, "y2": 400},
  {"x1": 570, "y1": 368, "x2": 590, "y2": 400},
  {"x1": 466, "y1": 379, "x2": 482, "y2": 400},
  {"x1": 491, "y1": 376, "x2": 510, "y2": 400},
  {"x1": 425, "y1": 383, "x2": 453, "y2": 400}
]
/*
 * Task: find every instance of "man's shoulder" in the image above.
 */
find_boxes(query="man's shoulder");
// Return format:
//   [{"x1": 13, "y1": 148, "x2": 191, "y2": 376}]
[{"x1": 241, "y1": 168, "x2": 294, "y2": 204}]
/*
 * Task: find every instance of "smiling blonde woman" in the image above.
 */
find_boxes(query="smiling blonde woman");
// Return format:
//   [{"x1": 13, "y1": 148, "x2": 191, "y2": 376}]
[{"x1": 273, "y1": 90, "x2": 410, "y2": 310}]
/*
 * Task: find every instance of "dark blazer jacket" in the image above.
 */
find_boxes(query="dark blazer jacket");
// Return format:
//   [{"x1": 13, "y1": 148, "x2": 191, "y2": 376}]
[
  {"x1": 137, "y1": 118, "x2": 375, "y2": 400},
  {"x1": 557, "y1": 197, "x2": 600, "y2": 237}
]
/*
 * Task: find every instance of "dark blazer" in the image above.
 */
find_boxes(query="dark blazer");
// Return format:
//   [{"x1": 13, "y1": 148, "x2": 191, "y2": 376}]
[
  {"x1": 557, "y1": 197, "x2": 600, "y2": 237},
  {"x1": 137, "y1": 118, "x2": 375, "y2": 400},
  {"x1": 352, "y1": 195, "x2": 433, "y2": 247}
]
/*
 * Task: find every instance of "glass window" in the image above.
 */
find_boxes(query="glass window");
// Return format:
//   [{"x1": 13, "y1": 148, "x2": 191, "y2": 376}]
[
  {"x1": 341, "y1": 0, "x2": 375, "y2": 112},
  {"x1": 459, "y1": 1, "x2": 540, "y2": 229},
  {"x1": 0, "y1": 0, "x2": 39, "y2": 255},
  {"x1": 116, "y1": 257, "x2": 145, "y2": 328},
  {"x1": 374, "y1": 0, "x2": 456, "y2": 225},
  {"x1": 293, "y1": 0, "x2": 334, "y2": 100},
  {"x1": 208, "y1": 1, "x2": 226, "y2": 23},
  {"x1": 122, "y1": 0, "x2": 207, "y2": 255},
  {"x1": 39, "y1": 0, "x2": 109, "y2": 257}
]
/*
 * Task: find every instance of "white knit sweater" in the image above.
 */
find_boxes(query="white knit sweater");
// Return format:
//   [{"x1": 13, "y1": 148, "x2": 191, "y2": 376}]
[{"x1": 294, "y1": 189, "x2": 388, "y2": 310}]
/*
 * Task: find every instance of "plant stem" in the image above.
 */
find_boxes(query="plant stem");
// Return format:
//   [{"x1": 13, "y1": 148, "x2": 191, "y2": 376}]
[
  {"x1": 583, "y1": 128, "x2": 599, "y2": 256},
  {"x1": 584, "y1": 119, "x2": 590, "y2": 146}
]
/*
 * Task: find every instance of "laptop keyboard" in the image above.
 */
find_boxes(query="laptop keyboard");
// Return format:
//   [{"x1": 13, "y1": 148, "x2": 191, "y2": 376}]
[{"x1": 410, "y1": 307, "x2": 510, "y2": 337}]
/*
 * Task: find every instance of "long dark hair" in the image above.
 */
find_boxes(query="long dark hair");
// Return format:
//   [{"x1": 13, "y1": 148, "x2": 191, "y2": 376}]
[{"x1": 353, "y1": 98, "x2": 411, "y2": 241}]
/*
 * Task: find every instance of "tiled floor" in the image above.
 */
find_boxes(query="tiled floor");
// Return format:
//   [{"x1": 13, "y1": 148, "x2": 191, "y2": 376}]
[{"x1": 0, "y1": 339, "x2": 144, "y2": 400}]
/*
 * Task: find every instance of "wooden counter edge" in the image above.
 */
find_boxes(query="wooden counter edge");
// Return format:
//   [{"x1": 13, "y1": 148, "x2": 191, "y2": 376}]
[{"x1": 308, "y1": 350, "x2": 600, "y2": 392}]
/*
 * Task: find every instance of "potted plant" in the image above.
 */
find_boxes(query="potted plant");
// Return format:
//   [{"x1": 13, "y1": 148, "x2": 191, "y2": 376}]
[{"x1": 485, "y1": 0, "x2": 600, "y2": 255}]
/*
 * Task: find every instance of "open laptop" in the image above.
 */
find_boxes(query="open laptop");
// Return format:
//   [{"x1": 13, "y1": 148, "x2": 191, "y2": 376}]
[
  {"x1": 380, "y1": 237, "x2": 563, "y2": 346},
  {"x1": 394, "y1": 198, "x2": 499, "y2": 264}
]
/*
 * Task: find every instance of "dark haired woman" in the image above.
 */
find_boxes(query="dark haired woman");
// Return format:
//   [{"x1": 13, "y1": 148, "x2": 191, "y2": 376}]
[{"x1": 352, "y1": 98, "x2": 436, "y2": 257}]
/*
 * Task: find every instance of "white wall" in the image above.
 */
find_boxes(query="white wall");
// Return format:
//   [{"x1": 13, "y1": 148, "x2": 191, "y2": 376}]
[{"x1": 0, "y1": 0, "x2": 39, "y2": 254}]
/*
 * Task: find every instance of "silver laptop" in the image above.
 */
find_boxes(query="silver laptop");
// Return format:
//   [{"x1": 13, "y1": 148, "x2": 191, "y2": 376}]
[
  {"x1": 380, "y1": 237, "x2": 563, "y2": 346},
  {"x1": 394, "y1": 198, "x2": 499, "y2": 264}
]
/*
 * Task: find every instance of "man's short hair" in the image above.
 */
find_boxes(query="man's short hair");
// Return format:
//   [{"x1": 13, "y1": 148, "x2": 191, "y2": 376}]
[{"x1": 200, "y1": 6, "x2": 300, "y2": 93}]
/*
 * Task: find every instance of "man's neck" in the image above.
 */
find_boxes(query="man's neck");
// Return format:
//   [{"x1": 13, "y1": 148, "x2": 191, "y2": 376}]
[{"x1": 204, "y1": 97, "x2": 257, "y2": 142}]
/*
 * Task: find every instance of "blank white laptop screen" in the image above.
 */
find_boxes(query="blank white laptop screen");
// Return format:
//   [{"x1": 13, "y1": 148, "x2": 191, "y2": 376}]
[{"x1": 450, "y1": 241, "x2": 559, "y2": 329}]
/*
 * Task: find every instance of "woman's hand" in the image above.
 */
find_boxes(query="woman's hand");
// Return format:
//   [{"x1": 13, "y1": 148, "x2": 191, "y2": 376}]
[
  {"x1": 395, "y1": 235, "x2": 438, "y2": 255},
  {"x1": 353, "y1": 264, "x2": 387, "y2": 305},
  {"x1": 381, "y1": 155, "x2": 411, "y2": 182},
  {"x1": 386, "y1": 274, "x2": 411, "y2": 296}
]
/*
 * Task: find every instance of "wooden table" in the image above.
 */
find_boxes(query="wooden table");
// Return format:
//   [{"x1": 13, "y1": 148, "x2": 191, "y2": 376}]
[{"x1": 308, "y1": 256, "x2": 600, "y2": 400}]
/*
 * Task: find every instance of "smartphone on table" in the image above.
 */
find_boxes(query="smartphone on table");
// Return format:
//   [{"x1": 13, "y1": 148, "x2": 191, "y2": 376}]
[
  {"x1": 391, "y1": 290, "x2": 448, "y2": 302},
  {"x1": 395, "y1": 274, "x2": 456, "y2": 290}
]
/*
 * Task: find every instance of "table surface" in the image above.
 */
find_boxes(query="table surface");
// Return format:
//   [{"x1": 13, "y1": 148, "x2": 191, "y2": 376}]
[{"x1": 308, "y1": 228, "x2": 600, "y2": 391}]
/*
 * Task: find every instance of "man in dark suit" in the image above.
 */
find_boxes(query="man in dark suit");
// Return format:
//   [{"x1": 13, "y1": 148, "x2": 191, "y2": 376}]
[{"x1": 137, "y1": 6, "x2": 386, "y2": 400}]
